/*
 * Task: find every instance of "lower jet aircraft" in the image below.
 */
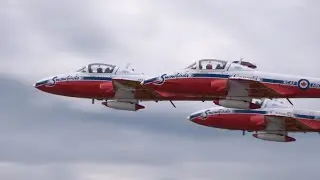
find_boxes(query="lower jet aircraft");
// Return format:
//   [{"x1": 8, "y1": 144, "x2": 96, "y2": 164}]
[
  {"x1": 140, "y1": 58, "x2": 320, "y2": 109},
  {"x1": 187, "y1": 99, "x2": 320, "y2": 142}
]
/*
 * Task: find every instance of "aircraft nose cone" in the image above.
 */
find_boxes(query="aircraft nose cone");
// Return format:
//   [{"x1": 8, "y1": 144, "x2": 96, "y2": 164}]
[
  {"x1": 34, "y1": 80, "x2": 45, "y2": 88},
  {"x1": 33, "y1": 76, "x2": 56, "y2": 90},
  {"x1": 187, "y1": 114, "x2": 199, "y2": 122},
  {"x1": 34, "y1": 80, "x2": 46, "y2": 89}
]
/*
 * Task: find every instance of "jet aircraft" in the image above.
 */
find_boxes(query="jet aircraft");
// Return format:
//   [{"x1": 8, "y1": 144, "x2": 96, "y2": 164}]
[
  {"x1": 188, "y1": 99, "x2": 320, "y2": 142},
  {"x1": 140, "y1": 58, "x2": 320, "y2": 109},
  {"x1": 34, "y1": 63, "x2": 153, "y2": 111}
]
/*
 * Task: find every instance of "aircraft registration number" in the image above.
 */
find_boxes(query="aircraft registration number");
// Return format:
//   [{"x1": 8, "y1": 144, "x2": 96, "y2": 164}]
[
  {"x1": 283, "y1": 80, "x2": 297, "y2": 85},
  {"x1": 311, "y1": 83, "x2": 320, "y2": 88}
]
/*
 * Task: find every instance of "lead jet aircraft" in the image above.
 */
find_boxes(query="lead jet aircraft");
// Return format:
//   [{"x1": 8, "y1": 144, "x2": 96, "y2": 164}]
[
  {"x1": 187, "y1": 99, "x2": 320, "y2": 142},
  {"x1": 34, "y1": 63, "x2": 220, "y2": 111},
  {"x1": 140, "y1": 59, "x2": 320, "y2": 109},
  {"x1": 34, "y1": 63, "x2": 152, "y2": 111}
]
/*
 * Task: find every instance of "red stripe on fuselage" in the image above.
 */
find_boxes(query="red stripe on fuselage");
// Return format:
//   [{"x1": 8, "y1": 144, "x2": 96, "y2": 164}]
[
  {"x1": 148, "y1": 78, "x2": 320, "y2": 98},
  {"x1": 262, "y1": 83, "x2": 320, "y2": 98},
  {"x1": 192, "y1": 114, "x2": 265, "y2": 131},
  {"x1": 191, "y1": 114, "x2": 320, "y2": 132},
  {"x1": 36, "y1": 81, "x2": 115, "y2": 99},
  {"x1": 149, "y1": 78, "x2": 228, "y2": 96}
]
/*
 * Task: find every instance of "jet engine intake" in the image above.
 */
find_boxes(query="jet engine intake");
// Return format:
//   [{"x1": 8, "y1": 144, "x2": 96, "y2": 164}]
[
  {"x1": 252, "y1": 133, "x2": 296, "y2": 142},
  {"x1": 250, "y1": 115, "x2": 266, "y2": 128},
  {"x1": 102, "y1": 100, "x2": 145, "y2": 111},
  {"x1": 213, "y1": 99, "x2": 261, "y2": 109},
  {"x1": 210, "y1": 80, "x2": 228, "y2": 92}
]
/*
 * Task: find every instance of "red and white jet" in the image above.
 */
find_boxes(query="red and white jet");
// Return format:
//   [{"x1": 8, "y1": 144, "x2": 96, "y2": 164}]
[
  {"x1": 141, "y1": 59, "x2": 320, "y2": 109},
  {"x1": 188, "y1": 99, "x2": 320, "y2": 142},
  {"x1": 34, "y1": 63, "x2": 150, "y2": 111}
]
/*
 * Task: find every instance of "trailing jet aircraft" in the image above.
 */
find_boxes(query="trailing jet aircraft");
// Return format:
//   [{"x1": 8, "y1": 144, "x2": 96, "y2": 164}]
[
  {"x1": 187, "y1": 99, "x2": 320, "y2": 142},
  {"x1": 140, "y1": 58, "x2": 320, "y2": 109}
]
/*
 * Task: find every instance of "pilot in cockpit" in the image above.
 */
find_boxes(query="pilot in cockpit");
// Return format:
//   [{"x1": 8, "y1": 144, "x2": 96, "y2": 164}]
[
  {"x1": 97, "y1": 66, "x2": 103, "y2": 73},
  {"x1": 206, "y1": 62, "x2": 213, "y2": 69},
  {"x1": 104, "y1": 67, "x2": 112, "y2": 73},
  {"x1": 216, "y1": 63, "x2": 223, "y2": 69},
  {"x1": 197, "y1": 60, "x2": 227, "y2": 70}
]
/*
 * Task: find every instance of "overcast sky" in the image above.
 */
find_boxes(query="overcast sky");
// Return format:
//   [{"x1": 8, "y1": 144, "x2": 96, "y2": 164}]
[{"x1": 2, "y1": 0, "x2": 320, "y2": 179}]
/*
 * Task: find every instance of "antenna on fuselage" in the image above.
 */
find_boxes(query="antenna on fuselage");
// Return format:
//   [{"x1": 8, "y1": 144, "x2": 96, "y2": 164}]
[
  {"x1": 286, "y1": 98, "x2": 294, "y2": 105},
  {"x1": 125, "y1": 63, "x2": 134, "y2": 71},
  {"x1": 238, "y1": 58, "x2": 244, "y2": 64},
  {"x1": 170, "y1": 100, "x2": 176, "y2": 108},
  {"x1": 125, "y1": 63, "x2": 131, "y2": 69}
]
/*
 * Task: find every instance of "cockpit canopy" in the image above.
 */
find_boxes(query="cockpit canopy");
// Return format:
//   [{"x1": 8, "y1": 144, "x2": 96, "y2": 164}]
[
  {"x1": 76, "y1": 63, "x2": 119, "y2": 74},
  {"x1": 185, "y1": 59, "x2": 228, "y2": 70},
  {"x1": 185, "y1": 59, "x2": 257, "y2": 71},
  {"x1": 232, "y1": 61, "x2": 257, "y2": 69},
  {"x1": 252, "y1": 99, "x2": 290, "y2": 109}
]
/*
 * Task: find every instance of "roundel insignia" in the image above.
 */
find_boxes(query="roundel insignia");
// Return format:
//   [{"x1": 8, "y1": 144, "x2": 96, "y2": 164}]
[{"x1": 297, "y1": 79, "x2": 310, "y2": 90}]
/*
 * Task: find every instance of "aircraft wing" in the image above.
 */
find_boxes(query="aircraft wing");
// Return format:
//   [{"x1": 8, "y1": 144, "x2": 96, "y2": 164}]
[
  {"x1": 227, "y1": 77, "x2": 295, "y2": 98},
  {"x1": 111, "y1": 78, "x2": 176, "y2": 99},
  {"x1": 252, "y1": 114, "x2": 318, "y2": 142},
  {"x1": 264, "y1": 114, "x2": 314, "y2": 133},
  {"x1": 112, "y1": 78, "x2": 142, "y2": 89}
]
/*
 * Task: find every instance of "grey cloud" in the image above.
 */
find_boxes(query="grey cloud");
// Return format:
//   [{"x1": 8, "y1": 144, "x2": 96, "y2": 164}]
[
  {"x1": 23, "y1": 0, "x2": 115, "y2": 57},
  {"x1": 0, "y1": 162, "x2": 306, "y2": 180},
  {"x1": 0, "y1": 1, "x2": 114, "y2": 59},
  {"x1": 153, "y1": 0, "x2": 320, "y2": 74},
  {"x1": 4, "y1": 0, "x2": 320, "y2": 79},
  {"x1": 0, "y1": 163, "x2": 77, "y2": 180}
]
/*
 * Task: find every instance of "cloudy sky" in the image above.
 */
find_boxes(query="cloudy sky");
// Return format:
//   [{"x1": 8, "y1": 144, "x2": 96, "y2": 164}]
[{"x1": 2, "y1": 0, "x2": 320, "y2": 179}]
